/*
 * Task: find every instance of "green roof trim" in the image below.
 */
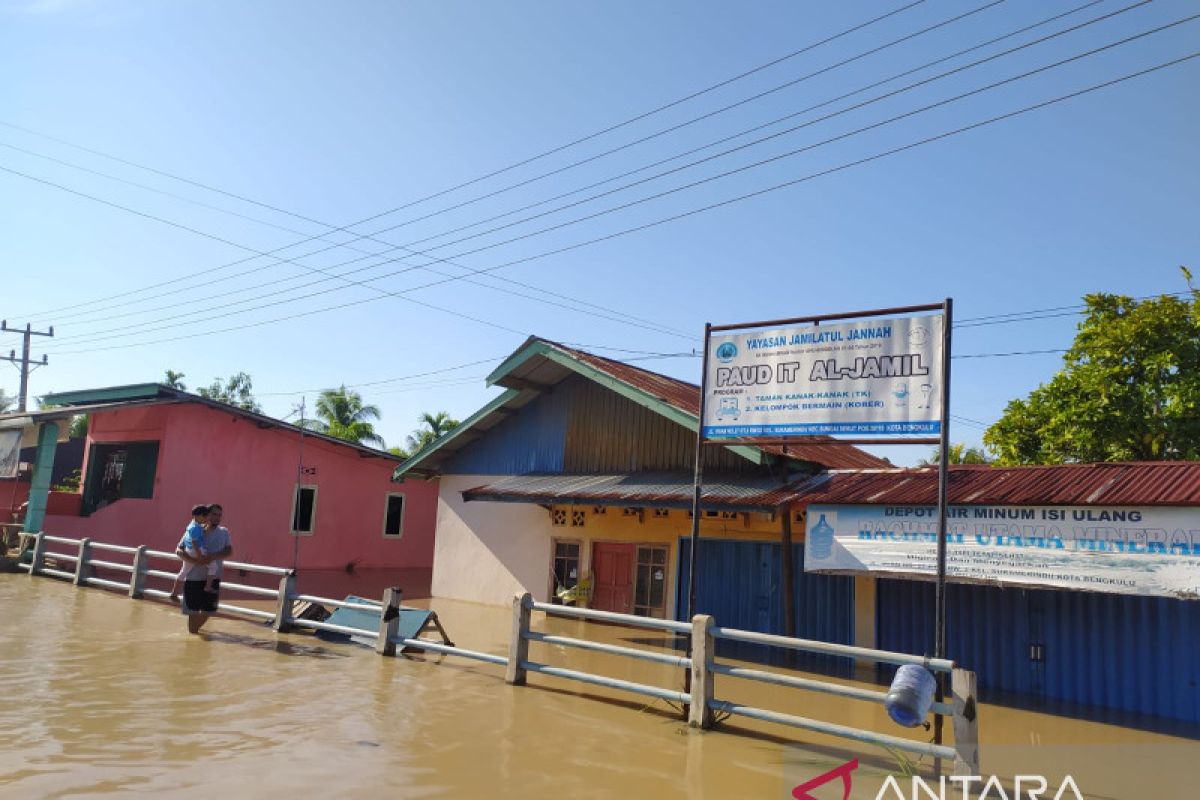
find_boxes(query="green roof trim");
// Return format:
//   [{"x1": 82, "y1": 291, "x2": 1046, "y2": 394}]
[
  {"x1": 485, "y1": 339, "x2": 554, "y2": 386},
  {"x1": 41, "y1": 383, "x2": 172, "y2": 407},
  {"x1": 391, "y1": 388, "x2": 522, "y2": 480}
]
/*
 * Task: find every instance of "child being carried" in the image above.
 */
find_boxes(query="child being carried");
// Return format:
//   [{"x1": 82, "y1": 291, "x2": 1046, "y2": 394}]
[{"x1": 170, "y1": 504, "x2": 218, "y2": 600}]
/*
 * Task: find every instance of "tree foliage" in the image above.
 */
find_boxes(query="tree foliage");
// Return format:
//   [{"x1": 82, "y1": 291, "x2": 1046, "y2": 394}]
[
  {"x1": 919, "y1": 443, "x2": 992, "y2": 466},
  {"x1": 985, "y1": 274, "x2": 1200, "y2": 464},
  {"x1": 0, "y1": 388, "x2": 13, "y2": 414},
  {"x1": 163, "y1": 370, "x2": 187, "y2": 390},
  {"x1": 399, "y1": 411, "x2": 460, "y2": 458},
  {"x1": 197, "y1": 372, "x2": 261, "y2": 413},
  {"x1": 304, "y1": 386, "x2": 385, "y2": 448}
]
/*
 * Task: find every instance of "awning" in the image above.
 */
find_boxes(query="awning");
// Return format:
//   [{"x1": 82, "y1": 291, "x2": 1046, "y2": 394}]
[{"x1": 462, "y1": 472, "x2": 808, "y2": 513}]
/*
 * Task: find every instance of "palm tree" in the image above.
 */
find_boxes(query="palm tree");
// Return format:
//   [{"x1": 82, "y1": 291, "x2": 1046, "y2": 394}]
[
  {"x1": 403, "y1": 411, "x2": 459, "y2": 456},
  {"x1": 919, "y1": 442, "x2": 992, "y2": 466},
  {"x1": 304, "y1": 386, "x2": 385, "y2": 448}
]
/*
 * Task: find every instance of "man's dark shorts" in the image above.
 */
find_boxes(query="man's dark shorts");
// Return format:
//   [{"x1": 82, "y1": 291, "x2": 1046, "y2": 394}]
[{"x1": 181, "y1": 579, "x2": 220, "y2": 615}]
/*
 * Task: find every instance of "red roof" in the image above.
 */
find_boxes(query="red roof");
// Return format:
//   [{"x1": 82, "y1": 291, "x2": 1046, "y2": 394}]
[
  {"x1": 560, "y1": 344, "x2": 890, "y2": 471},
  {"x1": 789, "y1": 462, "x2": 1200, "y2": 507}
]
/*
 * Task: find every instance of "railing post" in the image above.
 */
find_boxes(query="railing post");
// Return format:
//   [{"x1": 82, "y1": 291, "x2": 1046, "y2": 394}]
[
  {"x1": 688, "y1": 614, "x2": 715, "y2": 729},
  {"x1": 951, "y1": 667, "x2": 980, "y2": 776},
  {"x1": 128, "y1": 545, "x2": 148, "y2": 598},
  {"x1": 505, "y1": 592, "x2": 532, "y2": 685},
  {"x1": 28, "y1": 533, "x2": 45, "y2": 577},
  {"x1": 273, "y1": 572, "x2": 297, "y2": 633},
  {"x1": 376, "y1": 586, "x2": 402, "y2": 655},
  {"x1": 73, "y1": 537, "x2": 93, "y2": 586}
]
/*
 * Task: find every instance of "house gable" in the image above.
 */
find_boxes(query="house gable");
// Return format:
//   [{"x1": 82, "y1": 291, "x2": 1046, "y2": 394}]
[{"x1": 442, "y1": 374, "x2": 767, "y2": 476}]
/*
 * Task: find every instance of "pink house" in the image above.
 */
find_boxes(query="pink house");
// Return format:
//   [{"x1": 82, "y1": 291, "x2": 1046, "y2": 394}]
[{"x1": 9, "y1": 384, "x2": 436, "y2": 575}]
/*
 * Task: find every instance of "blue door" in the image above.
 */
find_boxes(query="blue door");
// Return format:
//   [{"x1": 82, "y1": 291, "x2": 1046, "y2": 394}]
[
  {"x1": 876, "y1": 579, "x2": 1200, "y2": 725},
  {"x1": 677, "y1": 538, "x2": 855, "y2": 672}
]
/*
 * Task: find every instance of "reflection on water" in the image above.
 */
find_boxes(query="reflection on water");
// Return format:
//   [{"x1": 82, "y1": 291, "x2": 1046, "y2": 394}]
[{"x1": 0, "y1": 576, "x2": 1196, "y2": 799}]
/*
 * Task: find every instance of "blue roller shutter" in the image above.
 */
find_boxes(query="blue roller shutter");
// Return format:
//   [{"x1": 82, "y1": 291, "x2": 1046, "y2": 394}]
[
  {"x1": 677, "y1": 537, "x2": 855, "y2": 673},
  {"x1": 875, "y1": 579, "x2": 1200, "y2": 725}
]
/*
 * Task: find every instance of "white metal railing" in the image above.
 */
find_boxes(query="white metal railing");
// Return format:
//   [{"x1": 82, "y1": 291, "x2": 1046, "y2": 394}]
[
  {"x1": 11, "y1": 531, "x2": 978, "y2": 773},
  {"x1": 506, "y1": 593, "x2": 693, "y2": 708},
  {"x1": 705, "y1": 623, "x2": 979, "y2": 774},
  {"x1": 505, "y1": 592, "x2": 979, "y2": 776}
]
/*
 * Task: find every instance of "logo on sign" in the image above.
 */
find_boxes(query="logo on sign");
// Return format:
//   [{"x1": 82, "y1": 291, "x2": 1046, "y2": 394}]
[{"x1": 715, "y1": 340, "x2": 738, "y2": 362}]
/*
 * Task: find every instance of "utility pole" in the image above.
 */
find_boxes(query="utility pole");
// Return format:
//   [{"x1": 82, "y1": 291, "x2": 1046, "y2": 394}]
[{"x1": 1, "y1": 321, "x2": 54, "y2": 412}]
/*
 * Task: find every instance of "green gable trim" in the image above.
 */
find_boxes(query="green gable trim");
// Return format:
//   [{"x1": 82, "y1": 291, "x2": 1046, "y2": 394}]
[
  {"x1": 485, "y1": 340, "x2": 555, "y2": 386},
  {"x1": 391, "y1": 388, "x2": 522, "y2": 480},
  {"x1": 41, "y1": 383, "x2": 170, "y2": 407}
]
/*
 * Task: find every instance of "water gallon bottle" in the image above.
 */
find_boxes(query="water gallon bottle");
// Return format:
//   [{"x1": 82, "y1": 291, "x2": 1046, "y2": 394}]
[
  {"x1": 885, "y1": 664, "x2": 937, "y2": 728},
  {"x1": 809, "y1": 513, "x2": 835, "y2": 560}
]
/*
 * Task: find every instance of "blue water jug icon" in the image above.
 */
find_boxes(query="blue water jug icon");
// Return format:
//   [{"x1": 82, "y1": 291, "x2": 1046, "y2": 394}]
[{"x1": 809, "y1": 513, "x2": 835, "y2": 560}]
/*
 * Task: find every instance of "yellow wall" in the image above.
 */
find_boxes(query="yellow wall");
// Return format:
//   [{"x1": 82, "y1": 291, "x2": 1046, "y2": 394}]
[{"x1": 548, "y1": 504, "x2": 786, "y2": 619}]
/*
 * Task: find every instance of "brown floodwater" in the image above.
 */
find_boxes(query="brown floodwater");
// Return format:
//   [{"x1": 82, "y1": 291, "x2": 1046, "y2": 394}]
[{"x1": 1, "y1": 574, "x2": 1196, "y2": 799}]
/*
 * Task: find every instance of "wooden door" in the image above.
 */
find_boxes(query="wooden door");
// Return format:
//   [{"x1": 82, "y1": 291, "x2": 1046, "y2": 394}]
[{"x1": 591, "y1": 542, "x2": 635, "y2": 614}]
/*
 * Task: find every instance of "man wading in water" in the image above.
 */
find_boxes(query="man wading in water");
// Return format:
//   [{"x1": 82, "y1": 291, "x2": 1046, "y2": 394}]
[{"x1": 176, "y1": 503, "x2": 233, "y2": 635}]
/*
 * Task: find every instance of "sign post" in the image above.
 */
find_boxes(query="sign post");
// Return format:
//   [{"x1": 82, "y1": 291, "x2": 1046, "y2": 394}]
[{"x1": 689, "y1": 301, "x2": 952, "y2": 753}]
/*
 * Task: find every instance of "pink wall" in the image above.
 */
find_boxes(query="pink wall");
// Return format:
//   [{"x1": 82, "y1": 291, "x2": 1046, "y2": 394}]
[{"x1": 42, "y1": 402, "x2": 438, "y2": 572}]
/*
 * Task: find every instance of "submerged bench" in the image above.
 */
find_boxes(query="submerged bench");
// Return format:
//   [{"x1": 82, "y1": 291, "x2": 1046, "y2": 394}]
[{"x1": 315, "y1": 596, "x2": 454, "y2": 650}]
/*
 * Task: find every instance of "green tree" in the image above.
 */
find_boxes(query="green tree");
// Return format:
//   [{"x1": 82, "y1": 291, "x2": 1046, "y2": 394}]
[
  {"x1": 197, "y1": 372, "x2": 261, "y2": 413},
  {"x1": 402, "y1": 411, "x2": 460, "y2": 457},
  {"x1": 985, "y1": 272, "x2": 1200, "y2": 464},
  {"x1": 918, "y1": 443, "x2": 992, "y2": 466},
  {"x1": 0, "y1": 388, "x2": 13, "y2": 413},
  {"x1": 164, "y1": 370, "x2": 187, "y2": 390},
  {"x1": 304, "y1": 386, "x2": 385, "y2": 447},
  {"x1": 68, "y1": 415, "x2": 88, "y2": 439}
]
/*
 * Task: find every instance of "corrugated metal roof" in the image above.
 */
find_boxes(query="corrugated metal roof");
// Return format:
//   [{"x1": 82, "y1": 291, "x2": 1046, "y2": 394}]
[
  {"x1": 788, "y1": 462, "x2": 1200, "y2": 507},
  {"x1": 462, "y1": 471, "x2": 810, "y2": 512},
  {"x1": 10, "y1": 384, "x2": 401, "y2": 462}
]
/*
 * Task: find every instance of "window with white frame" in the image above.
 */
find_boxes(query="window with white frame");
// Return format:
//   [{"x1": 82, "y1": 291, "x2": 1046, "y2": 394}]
[
  {"x1": 292, "y1": 485, "x2": 318, "y2": 535},
  {"x1": 383, "y1": 493, "x2": 405, "y2": 539}
]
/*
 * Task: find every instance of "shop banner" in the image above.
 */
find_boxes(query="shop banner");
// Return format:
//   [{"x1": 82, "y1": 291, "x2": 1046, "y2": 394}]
[
  {"x1": 804, "y1": 503, "x2": 1200, "y2": 599},
  {"x1": 702, "y1": 315, "x2": 943, "y2": 438}
]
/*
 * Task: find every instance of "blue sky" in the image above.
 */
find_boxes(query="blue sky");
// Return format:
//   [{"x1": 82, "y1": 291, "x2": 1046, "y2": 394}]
[{"x1": 1, "y1": 0, "x2": 1196, "y2": 464}]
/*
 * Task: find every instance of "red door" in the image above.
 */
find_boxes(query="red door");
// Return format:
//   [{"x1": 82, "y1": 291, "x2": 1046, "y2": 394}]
[{"x1": 591, "y1": 542, "x2": 635, "y2": 614}]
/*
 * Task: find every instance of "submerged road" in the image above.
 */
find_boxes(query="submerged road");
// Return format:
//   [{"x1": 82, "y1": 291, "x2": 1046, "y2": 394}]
[{"x1": 1, "y1": 575, "x2": 1194, "y2": 798}]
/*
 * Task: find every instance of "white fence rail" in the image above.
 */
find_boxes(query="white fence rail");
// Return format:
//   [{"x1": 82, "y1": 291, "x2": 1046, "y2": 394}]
[{"x1": 10, "y1": 532, "x2": 979, "y2": 774}]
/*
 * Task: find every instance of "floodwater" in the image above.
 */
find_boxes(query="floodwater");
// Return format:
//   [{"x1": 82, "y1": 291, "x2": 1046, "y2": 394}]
[{"x1": 1, "y1": 575, "x2": 1196, "y2": 799}]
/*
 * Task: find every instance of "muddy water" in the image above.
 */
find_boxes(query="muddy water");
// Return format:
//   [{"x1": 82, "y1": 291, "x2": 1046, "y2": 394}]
[{"x1": 1, "y1": 576, "x2": 1195, "y2": 799}]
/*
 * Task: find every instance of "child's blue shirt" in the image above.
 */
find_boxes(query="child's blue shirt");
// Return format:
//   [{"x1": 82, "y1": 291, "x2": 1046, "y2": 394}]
[{"x1": 182, "y1": 520, "x2": 207, "y2": 554}]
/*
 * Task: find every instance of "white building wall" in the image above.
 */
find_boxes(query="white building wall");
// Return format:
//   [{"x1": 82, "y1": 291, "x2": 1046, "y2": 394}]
[{"x1": 431, "y1": 475, "x2": 553, "y2": 605}]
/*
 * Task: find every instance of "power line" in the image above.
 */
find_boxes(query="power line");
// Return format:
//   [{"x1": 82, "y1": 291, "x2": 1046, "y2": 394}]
[
  {"x1": 374, "y1": 1, "x2": 1156, "y2": 262},
  {"x1": 328, "y1": 1, "x2": 1009, "y2": 250},
  {"x1": 14, "y1": 1, "x2": 928, "y2": 322},
  {"x1": 37, "y1": 16, "x2": 1195, "y2": 351},
  {"x1": 9, "y1": 1, "x2": 1021, "y2": 337},
  {"x1": 34, "y1": 0, "x2": 1118, "y2": 347},
  {"x1": 0, "y1": 139, "x2": 693, "y2": 341},
  {"x1": 11, "y1": 2, "x2": 1001, "y2": 333},
  {"x1": 40, "y1": 51, "x2": 1200, "y2": 356},
  {"x1": 953, "y1": 348, "x2": 1068, "y2": 358},
  {"x1": 22, "y1": 0, "x2": 1116, "y2": 343}
]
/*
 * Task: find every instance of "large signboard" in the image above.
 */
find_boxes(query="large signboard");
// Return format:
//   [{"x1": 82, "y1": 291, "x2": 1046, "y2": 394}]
[
  {"x1": 804, "y1": 503, "x2": 1200, "y2": 599},
  {"x1": 702, "y1": 314, "x2": 943, "y2": 438}
]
